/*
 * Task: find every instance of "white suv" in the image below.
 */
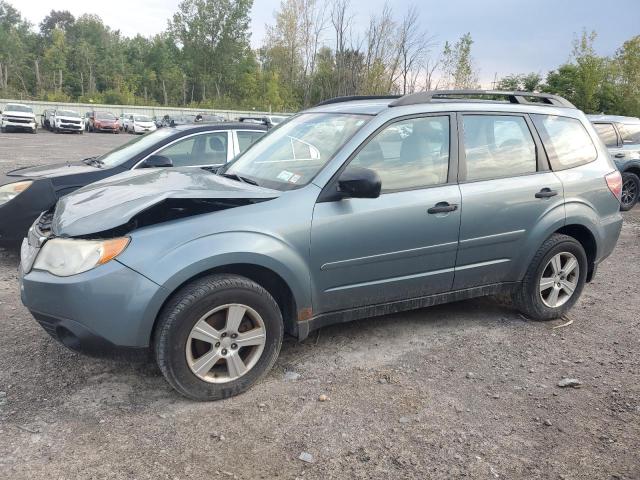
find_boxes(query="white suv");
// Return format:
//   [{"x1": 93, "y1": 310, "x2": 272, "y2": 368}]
[{"x1": 1, "y1": 103, "x2": 37, "y2": 134}]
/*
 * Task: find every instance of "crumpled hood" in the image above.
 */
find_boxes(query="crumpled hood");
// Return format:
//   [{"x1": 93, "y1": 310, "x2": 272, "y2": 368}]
[
  {"x1": 7, "y1": 161, "x2": 97, "y2": 178},
  {"x1": 52, "y1": 168, "x2": 281, "y2": 236}
]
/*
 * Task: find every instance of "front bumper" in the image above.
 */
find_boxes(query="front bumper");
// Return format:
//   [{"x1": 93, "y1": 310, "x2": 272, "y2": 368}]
[
  {"x1": 133, "y1": 125, "x2": 157, "y2": 134},
  {"x1": 20, "y1": 258, "x2": 165, "y2": 355},
  {"x1": 94, "y1": 124, "x2": 118, "y2": 131},
  {"x1": 56, "y1": 123, "x2": 83, "y2": 131},
  {"x1": 2, "y1": 119, "x2": 36, "y2": 130}
]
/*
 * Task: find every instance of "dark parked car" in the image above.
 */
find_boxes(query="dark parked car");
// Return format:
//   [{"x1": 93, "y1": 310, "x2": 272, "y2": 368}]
[
  {"x1": 87, "y1": 111, "x2": 120, "y2": 133},
  {"x1": 41, "y1": 109, "x2": 55, "y2": 130},
  {"x1": 0, "y1": 123, "x2": 267, "y2": 246},
  {"x1": 588, "y1": 114, "x2": 640, "y2": 210}
]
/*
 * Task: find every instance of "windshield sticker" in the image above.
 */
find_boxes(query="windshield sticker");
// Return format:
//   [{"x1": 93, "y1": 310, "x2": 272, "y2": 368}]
[
  {"x1": 289, "y1": 174, "x2": 302, "y2": 184},
  {"x1": 277, "y1": 170, "x2": 294, "y2": 181}
]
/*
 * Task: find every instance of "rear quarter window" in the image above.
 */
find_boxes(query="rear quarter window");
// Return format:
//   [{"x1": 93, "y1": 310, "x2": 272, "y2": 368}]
[
  {"x1": 618, "y1": 123, "x2": 640, "y2": 145},
  {"x1": 531, "y1": 115, "x2": 597, "y2": 170}
]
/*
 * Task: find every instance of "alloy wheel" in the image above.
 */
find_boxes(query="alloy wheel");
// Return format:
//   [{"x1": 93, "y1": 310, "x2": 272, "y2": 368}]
[
  {"x1": 539, "y1": 252, "x2": 580, "y2": 308},
  {"x1": 621, "y1": 177, "x2": 638, "y2": 208},
  {"x1": 186, "y1": 304, "x2": 266, "y2": 383}
]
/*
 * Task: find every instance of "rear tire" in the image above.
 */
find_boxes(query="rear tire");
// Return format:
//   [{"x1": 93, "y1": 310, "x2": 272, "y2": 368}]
[
  {"x1": 154, "y1": 274, "x2": 284, "y2": 401},
  {"x1": 620, "y1": 172, "x2": 639, "y2": 211},
  {"x1": 512, "y1": 234, "x2": 587, "y2": 321}
]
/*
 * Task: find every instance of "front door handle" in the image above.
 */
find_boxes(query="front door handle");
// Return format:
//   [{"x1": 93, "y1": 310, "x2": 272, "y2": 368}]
[
  {"x1": 614, "y1": 153, "x2": 625, "y2": 158},
  {"x1": 428, "y1": 202, "x2": 458, "y2": 214},
  {"x1": 535, "y1": 188, "x2": 558, "y2": 199}
]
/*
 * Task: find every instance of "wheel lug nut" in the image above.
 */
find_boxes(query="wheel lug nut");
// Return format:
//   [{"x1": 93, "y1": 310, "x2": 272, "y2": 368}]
[
  {"x1": 222, "y1": 349, "x2": 228, "y2": 355},
  {"x1": 231, "y1": 333, "x2": 238, "y2": 339},
  {"x1": 215, "y1": 342, "x2": 221, "y2": 347},
  {"x1": 231, "y1": 343, "x2": 237, "y2": 349},
  {"x1": 221, "y1": 332, "x2": 227, "y2": 338}
]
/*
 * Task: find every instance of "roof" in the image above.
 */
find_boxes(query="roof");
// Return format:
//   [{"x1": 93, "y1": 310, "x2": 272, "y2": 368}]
[
  {"x1": 172, "y1": 122, "x2": 268, "y2": 132},
  {"x1": 308, "y1": 90, "x2": 578, "y2": 116},
  {"x1": 586, "y1": 114, "x2": 640, "y2": 124},
  {"x1": 306, "y1": 99, "x2": 396, "y2": 115}
]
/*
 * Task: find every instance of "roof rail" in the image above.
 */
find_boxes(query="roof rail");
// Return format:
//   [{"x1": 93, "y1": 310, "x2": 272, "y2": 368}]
[
  {"x1": 389, "y1": 90, "x2": 575, "y2": 108},
  {"x1": 315, "y1": 95, "x2": 401, "y2": 107}
]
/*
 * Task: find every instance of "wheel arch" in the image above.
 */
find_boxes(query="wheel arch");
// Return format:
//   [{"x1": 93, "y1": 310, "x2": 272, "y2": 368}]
[
  {"x1": 149, "y1": 263, "x2": 300, "y2": 347},
  {"x1": 554, "y1": 224, "x2": 598, "y2": 282}
]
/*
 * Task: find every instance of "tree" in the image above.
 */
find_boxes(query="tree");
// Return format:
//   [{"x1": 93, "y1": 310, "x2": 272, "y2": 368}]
[
  {"x1": 440, "y1": 33, "x2": 478, "y2": 89},
  {"x1": 39, "y1": 10, "x2": 75, "y2": 38},
  {"x1": 169, "y1": 0, "x2": 253, "y2": 101},
  {"x1": 615, "y1": 35, "x2": 640, "y2": 116}
]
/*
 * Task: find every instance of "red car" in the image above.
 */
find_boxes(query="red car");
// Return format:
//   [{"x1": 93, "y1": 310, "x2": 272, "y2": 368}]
[{"x1": 88, "y1": 111, "x2": 120, "y2": 133}]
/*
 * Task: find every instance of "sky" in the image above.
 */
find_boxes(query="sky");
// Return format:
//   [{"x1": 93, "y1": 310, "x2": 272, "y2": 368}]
[{"x1": 9, "y1": 0, "x2": 640, "y2": 86}]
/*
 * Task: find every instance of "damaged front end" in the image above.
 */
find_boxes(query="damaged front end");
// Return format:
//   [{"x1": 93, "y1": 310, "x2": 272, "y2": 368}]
[
  {"x1": 49, "y1": 168, "x2": 282, "y2": 238},
  {"x1": 21, "y1": 169, "x2": 282, "y2": 275}
]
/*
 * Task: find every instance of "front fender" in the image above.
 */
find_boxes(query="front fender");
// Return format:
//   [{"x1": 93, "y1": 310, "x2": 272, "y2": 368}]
[{"x1": 118, "y1": 230, "x2": 313, "y2": 342}]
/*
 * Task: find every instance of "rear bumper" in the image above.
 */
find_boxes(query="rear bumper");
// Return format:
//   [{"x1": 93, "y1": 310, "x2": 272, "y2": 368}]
[
  {"x1": 20, "y1": 259, "x2": 165, "y2": 352},
  {"x1": 595, "y1": 212, "x2": 623, "y2": 264}
]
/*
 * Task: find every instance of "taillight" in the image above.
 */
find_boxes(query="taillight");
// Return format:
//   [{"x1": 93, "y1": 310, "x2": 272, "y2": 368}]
[{"x1": 605, "y1": 170, "x2": 622, "y2": 202}]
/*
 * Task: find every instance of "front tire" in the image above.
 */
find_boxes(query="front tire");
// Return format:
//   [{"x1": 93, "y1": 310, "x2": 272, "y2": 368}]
[
  {"x1": 154, "y1": 274, "x2": 284, "y2": 401},
  {"x1": 512, "y1": 234, "x2": 587, "y2": 321},
  {"x1": 620, "y1": 172, "x2": 639, "y2": 211}
]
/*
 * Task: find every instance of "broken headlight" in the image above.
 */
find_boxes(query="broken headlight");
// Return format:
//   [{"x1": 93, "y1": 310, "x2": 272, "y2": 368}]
[
  {"x1": 33, "y1": 237, "x2": 130, "y2": 277},
  {"x1": 0, "y1": 181, "x2": 33, "y2": 206}
]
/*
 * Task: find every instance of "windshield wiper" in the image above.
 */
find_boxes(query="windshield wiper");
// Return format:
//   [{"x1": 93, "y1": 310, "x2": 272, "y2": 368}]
[
  {"x1": 83, "y1": 157, "x2": 104, "y2": 168},
  {"x1": 218, "y1": 172, "x2": 259, "y2": 186}
]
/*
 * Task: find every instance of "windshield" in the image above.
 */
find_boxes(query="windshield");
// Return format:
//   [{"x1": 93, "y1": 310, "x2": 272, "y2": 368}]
[
  {"x1": 57, "y1": 110, "x2": 80, "y2": 117},
  {"x1": 7, "y1": 104, "x2": 32, "y2": 113},
  {"x1": 134, "y1": 115, "x2": 152, "y2": 122},
  {"x1": 224, "y1": 113, "x2": 369, "y2": 190},
  {"x1": 98, "y1": 128, "x2": 175, "y2": 167},
  {"x1": 96, "y1": 112, "x2": 116, "y2": 120}
]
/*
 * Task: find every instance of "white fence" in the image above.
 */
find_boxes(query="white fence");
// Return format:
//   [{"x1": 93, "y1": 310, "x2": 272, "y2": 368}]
[{"x1": 0, "y1": 98, "x2": 288, "y2": 121}]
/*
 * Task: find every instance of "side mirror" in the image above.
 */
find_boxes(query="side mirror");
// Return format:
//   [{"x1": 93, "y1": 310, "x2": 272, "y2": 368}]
[
  {"x1": 337, "y1": 167, "x2": 381, "y2": 199},
  {"x1": 141, "y1": 155, "x2": 173, "y2": 168}
]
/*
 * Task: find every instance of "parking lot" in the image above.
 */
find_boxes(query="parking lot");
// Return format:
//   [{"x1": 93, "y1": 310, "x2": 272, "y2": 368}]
[{"x1": 0, "y1": 130, "x2": 639, "y2": 479}]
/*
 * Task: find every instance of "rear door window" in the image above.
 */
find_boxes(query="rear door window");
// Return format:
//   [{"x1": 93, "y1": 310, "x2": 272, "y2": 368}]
[
  {"x1": 592, "y1": 123, "x2": 618, "y2": 147},
  {"x1": 619, "y1": 123, "x2": 640, "y2": 145},
  {"x1": 461, "y1": 115, "x2": 537, "y2": 181},
  {"x1": 237, "y1": 130, "x2": 265, "y2": 153},
  {"x1": 531, "y1": 115, "x2": 597, "y2": 170}
]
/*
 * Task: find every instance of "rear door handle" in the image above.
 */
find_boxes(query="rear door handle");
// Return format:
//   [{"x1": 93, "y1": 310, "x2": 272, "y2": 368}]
[
  {"x1": 428, "y1": 202, "x2": 458, "y2": 214},
  {"x1": 535, "y1": 188, "x2": 558, "y2": 199},
  {"x1": 614, "y1": 153, "x2": 625, "y2": 158}
]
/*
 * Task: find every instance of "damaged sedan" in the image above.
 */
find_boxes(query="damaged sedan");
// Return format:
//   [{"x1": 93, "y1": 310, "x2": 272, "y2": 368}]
[
  {"x1": 19, "y1": 92, "x2": 622, "y2": 401},
  {"x1": 0, "y1": 122, "x2": 266, "y2": 247}
]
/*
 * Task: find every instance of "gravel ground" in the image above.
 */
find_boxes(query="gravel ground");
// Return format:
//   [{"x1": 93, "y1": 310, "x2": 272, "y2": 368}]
[{"x1": 0, "y1": 130, "x2": 639, "y2": 479}]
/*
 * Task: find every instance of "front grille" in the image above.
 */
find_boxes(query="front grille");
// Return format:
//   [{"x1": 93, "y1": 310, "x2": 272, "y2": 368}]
[
  {"x1": 61, "y1": 120, "x2": 81, "y2": 125},
  {"x1": 36, "y1": 211, "x2": 54, "y2": 236},
  {"x1": 7, "y1": 117, "x2": 30, "y2": 124}
]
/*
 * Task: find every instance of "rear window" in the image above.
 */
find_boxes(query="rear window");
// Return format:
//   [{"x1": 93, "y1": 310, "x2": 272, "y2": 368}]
[{"x1": 532, "y1": 115, "x2": 597, "y2": 170}]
